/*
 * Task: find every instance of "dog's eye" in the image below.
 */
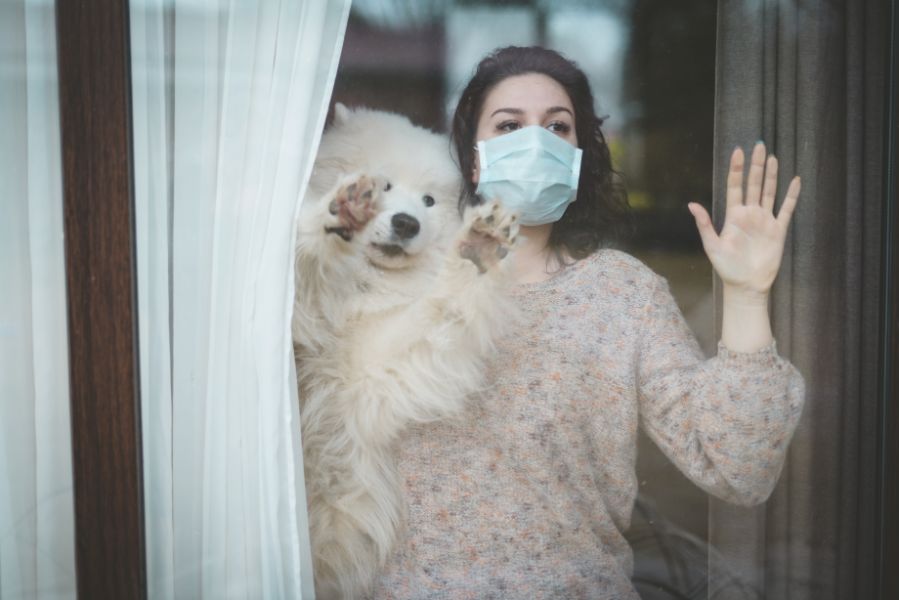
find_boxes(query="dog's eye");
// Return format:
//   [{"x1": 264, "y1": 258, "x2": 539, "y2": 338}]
[
  {"x1": 384, "y1": 182, "x2": 392, "y2": 192},
  {"x1": 423, "y1": 195, "x2": 435, "y2": 207}
]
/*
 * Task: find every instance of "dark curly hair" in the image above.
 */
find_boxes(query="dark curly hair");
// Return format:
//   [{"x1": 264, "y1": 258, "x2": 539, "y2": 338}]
[{"x1": 451, "y1": 46, "x2": 631, "y2": 259}]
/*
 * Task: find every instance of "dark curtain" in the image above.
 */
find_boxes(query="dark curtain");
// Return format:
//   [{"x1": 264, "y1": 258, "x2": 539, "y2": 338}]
[{"x1": 710, "y1": 0, "x2": 888, "y2": 598}]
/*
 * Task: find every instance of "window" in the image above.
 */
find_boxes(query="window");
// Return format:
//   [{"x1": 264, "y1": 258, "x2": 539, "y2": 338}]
[{"x1": 2, "y1": 0, "x2": 897, "y2": 598}]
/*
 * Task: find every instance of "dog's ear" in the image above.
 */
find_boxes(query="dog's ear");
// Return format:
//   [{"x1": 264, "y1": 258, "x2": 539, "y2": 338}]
[{"x1": 333, "y1": 102, "x2": 351, "y2": 125}]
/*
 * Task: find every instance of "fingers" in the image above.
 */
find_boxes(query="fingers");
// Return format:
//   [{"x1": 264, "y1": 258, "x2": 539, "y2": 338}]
[
  {"x1": 726, "y1": 147, "x2": 745, "y2": 210},
  {"x1": 776, "y1": 176, "x2": 801, "y2": 227},
  {"x1": 723, "y1": 142, "x2": 800, "y2": 230},
  {"x1": 746, "y1": 142, "x2": 766, "y2": 206},
  {"x1": 687, "y1": 202, "x2": 719, "y2": 251},
  {"x1": 761, "y1": 155, "x2": 778, "y2": 212}
]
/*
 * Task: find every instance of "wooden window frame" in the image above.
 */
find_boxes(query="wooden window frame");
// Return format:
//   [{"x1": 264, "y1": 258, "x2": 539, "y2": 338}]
[{"x1": 56, "y1": 0, "x2": 146, "y2": 597}]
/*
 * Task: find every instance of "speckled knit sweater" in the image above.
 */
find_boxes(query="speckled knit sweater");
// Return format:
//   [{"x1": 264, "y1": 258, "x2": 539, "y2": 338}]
[{"x1": 371, "y1": 249, "x2": 805, "y2": 599}]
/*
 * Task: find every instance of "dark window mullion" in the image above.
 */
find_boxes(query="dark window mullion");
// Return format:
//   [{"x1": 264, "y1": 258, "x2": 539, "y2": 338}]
[
  {"x1": 881, "y1": 1, "x2": 899, "y2": 598},
  {"x1": 55, "y1": 0, "x2": 146, "y2": 597}
]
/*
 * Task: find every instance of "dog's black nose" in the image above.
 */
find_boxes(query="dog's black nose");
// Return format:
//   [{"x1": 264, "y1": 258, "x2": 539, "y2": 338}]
[{"x1": 391, "y1": 213, "x2": 420, "y2": 240}]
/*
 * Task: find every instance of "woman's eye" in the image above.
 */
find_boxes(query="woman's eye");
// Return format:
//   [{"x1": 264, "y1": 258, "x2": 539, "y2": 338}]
[
  {"x1": 547, "y1": 121, "x2": 572, "y2": 134},
  {"x1": 423, "y1": 195, "x2": 435, "y2": 207},
  {"x1": 497, "y1": 121, "x2": 520, "y2": 133}
]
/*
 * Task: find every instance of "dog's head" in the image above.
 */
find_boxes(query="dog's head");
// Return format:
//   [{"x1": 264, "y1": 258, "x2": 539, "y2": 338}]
[{"x1": 310, "y1": 104, "x2": 462, "y2": 270}]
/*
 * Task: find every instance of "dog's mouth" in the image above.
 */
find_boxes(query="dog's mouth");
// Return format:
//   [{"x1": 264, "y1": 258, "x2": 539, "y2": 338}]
[{"x1": 372, "y1": 243, "x2": 407, "y2": 257}]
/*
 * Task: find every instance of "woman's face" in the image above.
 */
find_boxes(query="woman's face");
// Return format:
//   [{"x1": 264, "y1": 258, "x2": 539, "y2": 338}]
[{"x1": 473, "y1": 72, "x2": 578, "y2": 184}]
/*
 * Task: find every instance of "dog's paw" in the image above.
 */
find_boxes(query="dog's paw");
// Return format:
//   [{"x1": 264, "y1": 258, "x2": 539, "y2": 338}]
[
  {"x1": 458, "y1": 201, "x2": 518, "y2": 273},
  {"x1": 324, "y1": 175, "x2": 385, "y2": 241}
]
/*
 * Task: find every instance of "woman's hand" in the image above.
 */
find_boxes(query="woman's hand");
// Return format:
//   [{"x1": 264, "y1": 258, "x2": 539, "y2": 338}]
[
  {"x1": 687, "y1": 142, "x2": 801, "y2": 353},
  {"x1": 687, "y1": 142, "x2": 801, "y2": 301}
]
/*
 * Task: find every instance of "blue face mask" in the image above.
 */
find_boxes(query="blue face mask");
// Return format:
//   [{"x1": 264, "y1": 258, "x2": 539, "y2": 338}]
[{"x1": 475, "y1": 125, "x2": 583, "y2": 226}]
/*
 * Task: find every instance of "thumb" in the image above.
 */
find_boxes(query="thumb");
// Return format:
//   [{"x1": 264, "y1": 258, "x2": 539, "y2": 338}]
[{"x1": 687, "y1": 202, "x2": 718, "y2": 251}]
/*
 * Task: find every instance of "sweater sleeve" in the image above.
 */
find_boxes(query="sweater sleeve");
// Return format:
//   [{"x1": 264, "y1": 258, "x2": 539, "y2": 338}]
[{"x1": 636, "y1": 273, "x2": 805, "y2": 506}]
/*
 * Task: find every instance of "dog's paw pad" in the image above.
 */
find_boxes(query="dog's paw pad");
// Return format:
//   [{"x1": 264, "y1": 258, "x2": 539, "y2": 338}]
[
  {"x1": 458, "y1": 201, "x2": 519, "y2": 273},
  {"x1": 327, "y1": 175, "x2": 383, "y2": 238}
]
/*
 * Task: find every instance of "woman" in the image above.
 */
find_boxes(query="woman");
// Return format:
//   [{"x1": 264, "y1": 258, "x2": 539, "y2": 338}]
[{"x1": 372, "y1": 46, "x2": 805, "y2": 599}]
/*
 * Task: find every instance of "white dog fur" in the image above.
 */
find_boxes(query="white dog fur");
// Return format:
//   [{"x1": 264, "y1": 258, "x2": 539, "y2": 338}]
[{"x1": 292, "y1": 105, "x2": 518, "y2": 599}]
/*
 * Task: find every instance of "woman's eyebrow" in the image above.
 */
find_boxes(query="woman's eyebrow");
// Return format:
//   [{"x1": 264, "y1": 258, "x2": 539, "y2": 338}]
[
  {"x1": 545, "y1": 106, "x2": 573, "y2": 116},
  {"x1": 489, "y1": 106, "x2": 574, "y2": 118},
  {"x1": 489, "y1": 107, "x2": 524, "y2": 117}
]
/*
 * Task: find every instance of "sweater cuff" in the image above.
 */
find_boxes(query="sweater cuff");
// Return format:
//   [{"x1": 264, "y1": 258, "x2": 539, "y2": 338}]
[{"x1": 716, "y1": 339, "x2": 782, "y2": 368}]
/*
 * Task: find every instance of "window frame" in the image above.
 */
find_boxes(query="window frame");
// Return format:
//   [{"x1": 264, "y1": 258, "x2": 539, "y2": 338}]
[{"x1": 56, "y1": 0, "x2": 146, "y2": 597}]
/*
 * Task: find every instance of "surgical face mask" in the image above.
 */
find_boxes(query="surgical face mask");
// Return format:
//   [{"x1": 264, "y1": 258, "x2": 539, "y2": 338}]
[{"x1": 475, "y1": 125, "x2": 583, "y2": 226}]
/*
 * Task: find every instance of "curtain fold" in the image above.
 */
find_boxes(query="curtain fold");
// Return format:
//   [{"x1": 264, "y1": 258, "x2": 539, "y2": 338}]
[
  {"x1": 132, "y1": 0, "x2": 351, "y2": 597},
  {"x1": 0, "y1": 1, "x2": 75, "y2": 598},
  {"x1": 132, "y1": 0, "x2": 175, "y2": 596},
  {"x1": 711, "y1": 1, "x2": 887, "y2": 598}
]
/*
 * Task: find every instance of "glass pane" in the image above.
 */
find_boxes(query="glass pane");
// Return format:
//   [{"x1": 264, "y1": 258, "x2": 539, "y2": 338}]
[
  {"x1": 297, "y1": 0, "x2": 888, "y2": 598},
  {"x1": 0, "y1": 1, "x2": 76, "y2": 598},
  {"x1": 332, "y1": 3, "x2": 720, "y2": 596}
]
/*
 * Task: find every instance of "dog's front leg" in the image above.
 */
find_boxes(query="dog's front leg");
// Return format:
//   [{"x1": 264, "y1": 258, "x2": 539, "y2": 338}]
[
  {"x1": 425, "y1": 199, "x2": 521, "y2": 358},
  {"x1": 293, "y1": 174, "x2": 386, "y2": 348}
]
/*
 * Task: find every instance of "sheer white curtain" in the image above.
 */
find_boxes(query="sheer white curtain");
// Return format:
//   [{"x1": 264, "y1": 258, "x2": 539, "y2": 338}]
[
  {"x1": 131, "y1": 0, "x2": 351, "y2": 597},
  {"x1": 0, "y1": 1, "x2": 76, "y2": 599}
]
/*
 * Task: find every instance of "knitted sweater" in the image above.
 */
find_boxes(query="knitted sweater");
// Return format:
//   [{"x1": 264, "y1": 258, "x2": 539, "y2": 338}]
[{"x1": 371, "y1": 249, "x2": 805, "y2": 599}]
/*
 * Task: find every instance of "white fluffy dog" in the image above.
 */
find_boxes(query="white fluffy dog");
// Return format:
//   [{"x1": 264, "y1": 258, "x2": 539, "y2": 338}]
[{"x1": 292, "y1": 105, "x2": 518, "y2": 599}]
